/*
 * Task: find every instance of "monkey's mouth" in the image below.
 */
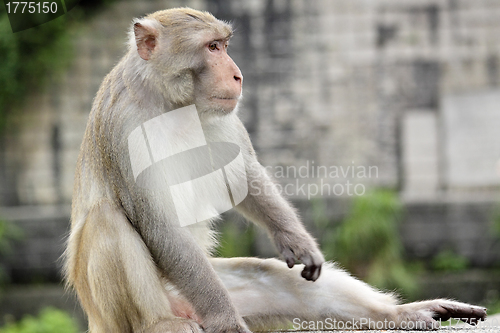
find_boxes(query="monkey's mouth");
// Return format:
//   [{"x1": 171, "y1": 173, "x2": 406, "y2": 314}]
[{"x1": 211, "y1": 96, "x2": 239, "y2": 101}]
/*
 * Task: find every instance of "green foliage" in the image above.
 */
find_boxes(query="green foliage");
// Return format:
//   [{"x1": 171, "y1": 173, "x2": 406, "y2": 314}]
[
  {"x1": 0, "y1": 219, "x2": 23, "y2": 255},
  {"x1": 0, "y1": 308, "x2": 78, "y2": 333},
  {"x1": 333, "y1": 190, "x2": 403, "y2": 263},
  {"x1": 492, "y1": 202, "x2": 500, "y2": 268},
  {"x1": 0, "y1": 219, "x2": 23, "y2": 284},
  {"x1": 482, "y1": 287, "x2": 500, "y2": 315},
  {"x1": 316, "y1": 190, "x2": 417, "y2": 297},
  {"x1": 216, "y1": 220, "x2": 256, "y2": 258},
  {"x1": 431, "y1": 249, "x2": 469, "y2": 272},
  {"x1": 492, "y1": 203, "x2": 500, "y2": 238},
  {"x1": 0, "y1": 4, "x2": 71, "y2": 129},
  {"x1": 0, "y1": 0, "x2": 118, "y2": 131},
  {"x1": 486, "y1": 298, "x2": 500, "y2": 315}
]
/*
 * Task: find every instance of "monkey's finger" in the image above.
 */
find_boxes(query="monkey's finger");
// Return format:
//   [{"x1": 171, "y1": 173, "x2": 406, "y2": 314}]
[
  {"x1": 311, "y1": 263, "x2": 321, "y2": 281},
  {"x1": 299, "y1": 252, "x2": 323, "y2": 281},
  {"x1": 300, "y1": 266, "x2": 316, "y2": 281},
  {"x1": 299, "y1": 255, "x2": 321, "y2": 281},
  {"x1": 301, "y1": 263, "x2": 321, "y2": 281},
  {"x1": 281, "y1": 248, "x2": 296, "y2": 268}
]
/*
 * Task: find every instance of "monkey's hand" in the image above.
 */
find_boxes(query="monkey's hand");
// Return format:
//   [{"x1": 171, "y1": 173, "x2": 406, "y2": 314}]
[{"x1": 274, "y1": 231, "x2": 324, "y2": 281}]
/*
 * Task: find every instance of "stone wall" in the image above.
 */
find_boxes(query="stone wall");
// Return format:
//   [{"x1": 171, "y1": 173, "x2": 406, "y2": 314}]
[
  {"x1": 2, "y1": 0, "x2": 500, "y2": 205},
  {"x1": 0, "y1": 0, "x2": 500, "y2": 282},
  {"x1": 0, "y1": 205, "x2": 70, "y2": 283}
]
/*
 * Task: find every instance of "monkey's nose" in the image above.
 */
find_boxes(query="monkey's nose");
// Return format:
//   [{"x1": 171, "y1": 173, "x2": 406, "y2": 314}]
[{"x1": 234, "y1": 74, "x2": 242, "y2": 83}]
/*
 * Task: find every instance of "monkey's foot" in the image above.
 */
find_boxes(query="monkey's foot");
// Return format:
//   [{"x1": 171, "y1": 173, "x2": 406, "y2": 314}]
[
  {"x1": 396, "y1": 299, "x2": 487, "y2": 330},
  {"x1": 144, "y1": 318, "x2": 204, "y2": 333}
]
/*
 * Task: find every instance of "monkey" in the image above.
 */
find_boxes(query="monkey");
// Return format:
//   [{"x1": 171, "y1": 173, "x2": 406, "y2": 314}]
[{"x1": 63, "y1": 7, "x2": 487, "y2": 333}]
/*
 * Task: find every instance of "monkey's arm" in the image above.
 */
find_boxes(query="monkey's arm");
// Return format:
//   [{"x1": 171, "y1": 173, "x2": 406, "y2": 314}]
[
  {"x1": 231, "y1": 153, "x2": 322, "y2": 280},
  {"x1": 215, "y1": 116, "x2": 323, "y2": 280},
  {"x1": 131, "y1": 209, "x2": 250, "y2": 333},
  {"x1": 211, "y1": 257, "x2": 487, "y2": 330}
]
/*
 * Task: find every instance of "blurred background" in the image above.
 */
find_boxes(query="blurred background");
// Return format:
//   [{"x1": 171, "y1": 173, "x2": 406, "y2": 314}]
[{"x1": 0, "y1": 0, "x2": 500, "y2": 331}]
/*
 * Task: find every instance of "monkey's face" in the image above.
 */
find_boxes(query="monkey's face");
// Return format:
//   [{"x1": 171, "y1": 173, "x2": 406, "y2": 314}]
[
  {"x1": 193, "y1": 38, "x2": 243, "y2": 116},
  {"x1": 133, "y1": 10, "x2": 242, "y2": 116}
]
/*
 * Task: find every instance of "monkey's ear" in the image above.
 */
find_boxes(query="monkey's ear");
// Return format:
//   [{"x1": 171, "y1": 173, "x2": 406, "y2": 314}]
[{"x1": 134, "y1": 22, "x2": 158, "y2": 61}]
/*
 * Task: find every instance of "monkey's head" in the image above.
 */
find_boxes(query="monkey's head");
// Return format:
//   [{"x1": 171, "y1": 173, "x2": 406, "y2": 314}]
[{"x1": 130, "y1": 8, "x2": 243, "y2": 116}]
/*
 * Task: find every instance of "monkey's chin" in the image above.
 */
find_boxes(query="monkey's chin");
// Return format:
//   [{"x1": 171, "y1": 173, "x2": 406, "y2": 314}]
[{"x1": 203, "y1": 97, "x2": 239, "y2": 116}]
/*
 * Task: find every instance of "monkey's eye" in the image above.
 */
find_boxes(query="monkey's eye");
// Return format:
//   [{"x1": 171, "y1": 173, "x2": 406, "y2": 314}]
[{"x1": 208, "y1": 42, "x2": 219, "y2": 51}]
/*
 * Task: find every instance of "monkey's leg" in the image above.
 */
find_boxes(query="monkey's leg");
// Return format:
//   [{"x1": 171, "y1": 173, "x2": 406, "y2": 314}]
[
  {"x1": 66, "y1": 200, "x2": 203, "y2": 333},
  {"x1": 211, "y1": 257, "x2": 487, "y2": 330}
]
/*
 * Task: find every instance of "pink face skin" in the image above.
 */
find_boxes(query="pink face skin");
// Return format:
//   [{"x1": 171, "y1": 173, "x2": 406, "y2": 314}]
[
  {"x1": 134, "y1": 21, "x2": 242, "y2": 115},
  {"x1": 199, "y1": 38, "x2": 243, "y2": 114}
]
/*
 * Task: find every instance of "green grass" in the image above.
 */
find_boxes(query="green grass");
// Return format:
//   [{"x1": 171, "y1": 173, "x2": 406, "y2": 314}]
[{"x1": 0, "y1": 308, "x2": 79, "y2": 333}]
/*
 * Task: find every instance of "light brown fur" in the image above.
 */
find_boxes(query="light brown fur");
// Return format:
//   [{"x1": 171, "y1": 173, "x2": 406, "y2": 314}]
[{"x1": 64, "y1": 8, "x2": 486, "y2": 333}]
